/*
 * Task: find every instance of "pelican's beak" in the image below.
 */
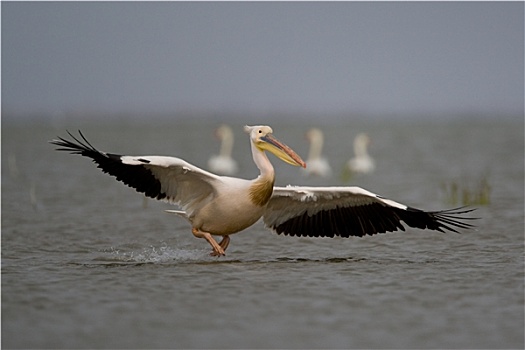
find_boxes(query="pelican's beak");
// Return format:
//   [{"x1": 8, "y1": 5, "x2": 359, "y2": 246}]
[{"x1": 259, "y1": 134, "x2": 306, "y2": 168}]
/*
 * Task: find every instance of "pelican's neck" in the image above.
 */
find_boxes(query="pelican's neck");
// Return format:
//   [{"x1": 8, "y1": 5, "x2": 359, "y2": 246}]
[
  {"x1": 249, "y1": 141, "x2": 275, "y2": 206},
  {"x1": 219, "y1": 132, "x2": 234, "y2": 157},
  {"x1": 354, "y1": 138, "x2": 369, "y2": 157},
  {"x1": 251, "y1": 141, "x2": 275, "y2": 180},
  {"x1": 308, "y1": 133, "x2": 324, "y2": 160}
]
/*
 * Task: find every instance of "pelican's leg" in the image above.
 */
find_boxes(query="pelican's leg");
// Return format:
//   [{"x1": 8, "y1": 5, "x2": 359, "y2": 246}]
[
  {"x1": 209, "y1": 236, "x2": 230, "y2": 257},
  {"x1": 218, "y1": 235, "x2": 230, "y2": 251},
  {"x1": 192, "y1": 228, "x2": 225, "y2": 256}
]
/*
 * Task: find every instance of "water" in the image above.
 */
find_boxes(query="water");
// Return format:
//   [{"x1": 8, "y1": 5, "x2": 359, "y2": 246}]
[{"x1": 2, "y1": 116, "x2": 523, "y2": 348}]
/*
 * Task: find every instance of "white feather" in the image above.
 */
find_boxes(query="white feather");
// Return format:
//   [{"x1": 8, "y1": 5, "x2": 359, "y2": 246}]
[{"x1": 263, "y1": 186, "x2": 407, "y2": 228}]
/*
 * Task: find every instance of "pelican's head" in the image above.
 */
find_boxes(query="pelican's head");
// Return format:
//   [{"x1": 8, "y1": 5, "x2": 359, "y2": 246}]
[
  {"x1": 355, "y1": 133, "x2": 370, "y2": 145},
  {"x1": 306, "y1": 127, "x2": 324, "y2": 143},
  {"x1": 215, "y1": 124, "x2": 233, "y2": 141},
  {"x1": 244, "y1": 125, "x2": 306, "y2": 168}
]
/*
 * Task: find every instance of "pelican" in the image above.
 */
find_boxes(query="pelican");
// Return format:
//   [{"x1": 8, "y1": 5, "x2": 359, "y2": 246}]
[
  {"x1": 303, "y1": 127, "x2": 332, "y2": 177},
  {"x1": 208, "y1": 124, "x2": 238, "y2": 175},
  {"x1": 50, "y1": 125, "x2": 475, "y2": 256},
  {"x1": 347, "y1": 133, "x2": 375, "y2": 175}
]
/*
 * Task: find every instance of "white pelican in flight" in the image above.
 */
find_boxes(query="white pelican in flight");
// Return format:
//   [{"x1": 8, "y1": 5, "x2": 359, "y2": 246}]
[
  {"x1": 208, "y1": 124, "x2": 238, "y2": 175},
  {"x1": 303, "y1": 127, "x2": 332, "y2": 178},
  {"x1": 51, "y1": 125, "x2": 475, "y2": 256},
  {"x1": 347, "y1": 132, "x2": 375, "y2": 175}
]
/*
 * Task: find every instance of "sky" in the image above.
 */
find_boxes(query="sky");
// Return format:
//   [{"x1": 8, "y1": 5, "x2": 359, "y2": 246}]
[{"x1": 2, "y1": 2, "x2": 524, "y2": 120}]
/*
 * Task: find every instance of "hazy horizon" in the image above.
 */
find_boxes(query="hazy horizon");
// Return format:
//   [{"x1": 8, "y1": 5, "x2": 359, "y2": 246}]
[{"x1": 2, "y1": 2, "x2": 523, "y2": 121}]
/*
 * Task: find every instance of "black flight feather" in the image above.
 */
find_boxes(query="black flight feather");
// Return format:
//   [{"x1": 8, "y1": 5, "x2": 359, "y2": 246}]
[{"x1": 50, "y1": 130, "x2": 166, "y2": 200}]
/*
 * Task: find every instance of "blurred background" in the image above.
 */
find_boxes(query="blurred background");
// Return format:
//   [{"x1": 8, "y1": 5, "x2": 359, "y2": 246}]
[{"x1": 2, "y1": 2, "x2": 523, "y2": 122}]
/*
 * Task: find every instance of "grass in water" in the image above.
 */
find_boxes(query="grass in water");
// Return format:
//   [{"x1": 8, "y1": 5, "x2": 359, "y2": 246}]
[{"x1": 442, "y1": 175, "x2": 491, "y2": 206}]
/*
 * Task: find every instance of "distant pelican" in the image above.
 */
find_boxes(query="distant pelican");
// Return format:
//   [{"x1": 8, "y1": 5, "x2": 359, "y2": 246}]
[
  {"x1": 51, "y1": 126, "x2": 475, "y2": 256},
  {"x1": 303, "y1": 128, "x2": 332, "y2": 177},
  {"x1": 347, "y1": 133, "x2": 375, "y2": 175},
  {"x1": 208, "y1": 124, "x2": 238, "y2": 175}
]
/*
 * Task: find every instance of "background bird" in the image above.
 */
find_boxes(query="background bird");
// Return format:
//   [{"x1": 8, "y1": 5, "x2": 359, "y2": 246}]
[
  {"x1": 302, "y1": 127, "x2": 332, "y2": 178},
  {"x1": 208, "y1": 124, "x2": 239, "y2": 175},
  {"x1": 346, "y1": 132, "x2": 375, "y2": 175}
]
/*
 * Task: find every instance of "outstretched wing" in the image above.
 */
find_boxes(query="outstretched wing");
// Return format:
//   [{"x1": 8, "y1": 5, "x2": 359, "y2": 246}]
[
  {"x1": 50, "y1": 130, "x2": 221, "y2": 214},
  {"x1": 264, "y1": 185, "x2": 476, "y2": 238}
]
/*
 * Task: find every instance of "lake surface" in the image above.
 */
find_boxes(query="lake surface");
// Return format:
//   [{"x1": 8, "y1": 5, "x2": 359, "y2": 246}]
[{"x1": 2, "y1": 116, "x2": 523, "y2": 349}]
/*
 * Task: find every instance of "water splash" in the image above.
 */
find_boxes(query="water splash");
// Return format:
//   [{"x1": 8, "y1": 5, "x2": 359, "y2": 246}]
[{"x1": 100, "y1": 243, "x2": 208, "y2": 264}]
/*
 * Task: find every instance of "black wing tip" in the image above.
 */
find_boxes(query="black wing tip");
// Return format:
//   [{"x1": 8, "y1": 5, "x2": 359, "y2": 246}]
[
  {"x1": 432, "y1": 206, "x2": 478, "y2": 215},
  {"x1": 268, "y1": 203, "x2": 479, "y2": 239},
  {"x1": 49, "y1": 130, "x2": 103, "y2": 155},
  {"x1": 50, "y1": 130, "x2": 166, "y2": 201},
  {"x1": 405, "y1": 206, "x2": 479, "y2": 233}
]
